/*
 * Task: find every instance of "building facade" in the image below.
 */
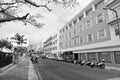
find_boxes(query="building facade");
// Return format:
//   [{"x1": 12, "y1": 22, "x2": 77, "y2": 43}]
[
  {"x1": 59, "y1": 0, "x2": 120, "y2": 66},
  {"x1": 51, "y1": 32, "x2": 60, "y2": 57},
  {"x1": 43, "y1": 36, "x2": 52, "y2": 56},
  {"x1": 7, "y1": 34, "x2": 29, "y2": 48}
]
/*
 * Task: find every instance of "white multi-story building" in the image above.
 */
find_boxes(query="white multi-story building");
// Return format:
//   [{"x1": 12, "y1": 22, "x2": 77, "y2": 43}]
[
  {"x1": 7, "y1": 34, "x2": 29, "y2": 48},
  {"x1": 51, "y1": 32, "x2": 60, "y2": 56}
]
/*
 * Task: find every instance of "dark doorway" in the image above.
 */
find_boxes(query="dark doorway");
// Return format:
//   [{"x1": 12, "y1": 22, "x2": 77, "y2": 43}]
[{"x1": 74, "y1": 53, "x2": 78, "y2": 60}]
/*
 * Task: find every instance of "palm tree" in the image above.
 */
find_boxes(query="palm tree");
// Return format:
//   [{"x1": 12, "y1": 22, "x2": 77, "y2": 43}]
[{"x1": 14, "y1": 33, "x2": 25, "y2": 56}]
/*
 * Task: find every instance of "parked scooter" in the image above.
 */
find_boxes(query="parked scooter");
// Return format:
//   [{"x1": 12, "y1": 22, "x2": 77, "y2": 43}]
[
  {"x1": 97, "y1": 60, "x2": 105, "y2": 69},
  {"x1": 89, "y1": 59, "x2": 98, "y2": 68},
  {"x1": 78, "y1": 59, "x2": 82, "y2": 64},
  {"x1": 89, "y1": 59, "x2": 105, "y2": 69},
  {"x1": 86, "y1": 61, "x2": 91, "y2": 66},
  {"x1": 80, "y1": 59, "x2": 86, "y2": 65}
]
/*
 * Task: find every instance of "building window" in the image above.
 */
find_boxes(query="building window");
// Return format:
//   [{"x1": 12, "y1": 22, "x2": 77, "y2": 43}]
[
  {"x1": 66, "y1": 42, "x2": 68, "y2": 47},
  {"x1": 69, "y1": 41, "x2": 71, "y2": 47},
  {"x1": 66, "y1": 34, "x2": 67, "y2": 39},
  {"x1": 98, "y1": 52, "x2": 111, "y2": 63},
  {"x1": 74, "y1": 39, "x2": 77, "y2": 45},
  {"x1": 79, "y1": 37, "x2": 84, "y2": 44},
  {"x1": 88, "y1": 53, "x2": 96, "y2": 61},
  {"x1": 114, "y1": 25, "x2": 120, "y2": 36},
  {"x1": 10, "y1": 37, "x2": 16, "y2": 40},
  {"x1": 79, "y1": 24, "x2": 83, "y2": 32},
  {"x1": 66, "y1": 26, "x2": 68, "y2": 30},
  {"x1": 69, "y1": 32, "x2": 71, "y2": 37},
  {"x1": 104, "y1": 0, "x2": 115, "y2": 6},
  {"x1": 63, "y1": 29, "x2": 65, "y2": 33},
  {"x1": 87, "y1": 34, "x2": 93, "y2": 42},
  {"x1": 95, "y1": 0, "x2": 104, "y2": 9},
  {"x1": 98, "y1": 29, "x2": 106, "y2": 39},
  {"x1": 86, "y1": 20, "x2": 92, "y2": 28},
  {"x1": 78, "y1": 15, "x2": 83, "y2": 21},
  {"x1": 60, "y1": 30, "x2": 62, "y2": 34},
  {"x1": 114, "y1": 51, "x2": 120, "y2": 64},
  {"x1": 86, "y1": 8, "x2": 92, "y2": 16},
  {"x1": 80, "y1": 54, "x2": 86, "y2": 60},
  {"x1": 69, "y1": 23, "x2": 72, "y2": 28},
  {"x1": 74, "y1": 29, "x2": 76, "y2": 36},
  {"x1": 96, "y1": 13, "x2": 104, "y2": 23},
  {"x1": 73, "y1": 19, "x2": 77, "y2": 25}
]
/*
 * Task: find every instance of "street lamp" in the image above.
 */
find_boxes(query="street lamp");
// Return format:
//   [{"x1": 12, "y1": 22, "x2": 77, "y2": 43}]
[{"x1": 103, "y1": 7, "x2": 120, "y2": 39}]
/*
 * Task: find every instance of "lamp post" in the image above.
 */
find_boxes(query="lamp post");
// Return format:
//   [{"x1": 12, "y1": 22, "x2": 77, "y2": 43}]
[{"x1": 103, "y1": 7, "x2": 120, "y2": 39}]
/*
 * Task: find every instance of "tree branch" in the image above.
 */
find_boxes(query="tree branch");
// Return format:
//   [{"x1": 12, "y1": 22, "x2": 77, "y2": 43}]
[
  {"x1": 0, "y1": 2, "x2": 17, "y2": 5},
  {"x1": 0, "y1": 13, "x2": 30, "y2": 23},
  {"x1": 24, "y1": 0, "x2": 52, "y2": 11}
]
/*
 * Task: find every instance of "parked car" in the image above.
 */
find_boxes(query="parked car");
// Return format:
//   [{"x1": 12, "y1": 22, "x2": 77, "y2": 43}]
[
  {"x1": 48, "y1": 55, "x2": 56, "y2": 60},
  {"x1": 56, "y1": 56, "x2": 64, "y2": 61}
]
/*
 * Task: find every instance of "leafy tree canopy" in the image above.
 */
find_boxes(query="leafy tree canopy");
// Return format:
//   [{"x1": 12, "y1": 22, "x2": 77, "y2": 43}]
[
  {"x1": 0, "y1": 39, "x2": 13, "y2": 49},
  {"x1": 0, "y1": 0, "x2": 79, "y2": 28}
]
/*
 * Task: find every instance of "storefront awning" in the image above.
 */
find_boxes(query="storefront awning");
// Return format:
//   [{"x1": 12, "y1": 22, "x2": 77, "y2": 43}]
[
  {"x1": 61, "y1": 40, "x2": 120, "y2": 53},
  {"x1": 1, "y1": 47, "x2": 13, "y2": 53},
  {"x1": 73, "y1": 46, "x2": 120, "y2": 53}
]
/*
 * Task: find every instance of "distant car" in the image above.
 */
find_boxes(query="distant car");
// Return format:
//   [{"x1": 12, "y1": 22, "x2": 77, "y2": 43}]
[
  {"x1": 41, "y1": 56, "x2": 46, "y2": 59},
  {"x1": 56, "y1": 56, "x2": 64, "y2": 61},
  {"x1": 48, "y1": 55, "x2": 56, "y2": 60}
]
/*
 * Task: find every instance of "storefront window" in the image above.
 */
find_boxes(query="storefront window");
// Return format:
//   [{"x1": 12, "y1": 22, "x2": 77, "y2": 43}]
[
  {"x1": 99, "y1": 52, "x2": 111, "y2": 63},
  {"x1": 114, "y1": 51, "x2": 120, "y2": 64},
  {"x1": 80, "y1": 53, "x2": 86, "y2": 60},
  {"x1": 88, "y1": 53, "x2": 96, "y2": 61}
]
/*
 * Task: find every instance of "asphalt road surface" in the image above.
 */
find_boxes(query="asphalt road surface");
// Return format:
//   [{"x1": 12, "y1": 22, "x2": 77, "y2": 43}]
[{"x1": 34, "y1": 58, "x2": 120, "y2": 80}]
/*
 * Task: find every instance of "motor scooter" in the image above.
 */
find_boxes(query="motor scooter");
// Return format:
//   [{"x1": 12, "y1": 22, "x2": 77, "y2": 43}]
[
  {"x1": 86, "y1": 61, "x2": 91, "y2": 66},
  {"x1": 97, "y1": 61, "x2": 105, "y2": 69},
  {"x1": 80, "y1": 59, "x2": 86, "y2": 65},
  {"x1": 31, "y1": 56, "x2": 38, "y2": 64}
]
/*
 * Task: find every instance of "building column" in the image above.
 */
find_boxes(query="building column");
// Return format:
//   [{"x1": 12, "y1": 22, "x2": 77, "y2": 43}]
[
  {"x1": 73, "y1": 53, "x2": 75, "y2": 60},
  {"x1": 85, "y1": 53, "x2": 88, "y2": 61},
  {"x1": 95, "y1": 52, "x2": 99, "y2": 62},
  {"x1": 110, "y1": 51, "x2": 115, "y2": 64},
  {"x1": 78, "y1": 53, "x2": 81, "y2": 60}
]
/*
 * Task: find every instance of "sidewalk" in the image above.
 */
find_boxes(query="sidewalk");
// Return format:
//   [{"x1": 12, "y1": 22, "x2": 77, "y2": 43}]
[
  {"x1": 106, "y1": 66, "x2": 120, "y2": 71},
  {"x1": 0, "y1": 57, "x2": 40, "y2": 80}
]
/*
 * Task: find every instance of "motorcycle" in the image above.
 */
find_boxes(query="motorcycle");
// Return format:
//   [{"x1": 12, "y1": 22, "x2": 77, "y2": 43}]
[{"x1": 31, "y1": 56, "x2": 38, "y2": 64}]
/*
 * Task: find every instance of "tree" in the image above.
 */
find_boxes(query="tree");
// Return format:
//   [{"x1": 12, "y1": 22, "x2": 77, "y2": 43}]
[
  {"x1": 14, "y1": 33, "x2": 25, "y2": 55},
  {"x1": 0, "y1": 0, "x2": 78, "y2": 28},
  {"x1": 14, "y1": 33, "x2": 24, "y2": 46},
  {"x1": 0, "y1": 39, "x2": 13, "y2": 49}
]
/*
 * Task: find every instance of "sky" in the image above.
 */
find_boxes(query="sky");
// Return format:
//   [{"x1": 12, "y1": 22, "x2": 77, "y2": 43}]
[{"x1": 0, "y1": 0, "x2": 93, "y2": 45}]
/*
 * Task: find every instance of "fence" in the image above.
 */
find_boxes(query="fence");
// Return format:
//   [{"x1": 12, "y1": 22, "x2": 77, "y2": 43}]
[{"x1": 0, "y1": 51, "x2": 13, "y2": 68}]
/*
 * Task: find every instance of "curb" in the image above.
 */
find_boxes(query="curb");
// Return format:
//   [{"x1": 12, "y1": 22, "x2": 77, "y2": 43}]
[
  {"x1": 28, "y1": 60, "x2": 43, "y2": 80},
  {"x1": 0, "y1": 63, "x2": 14, "y2": 73},
  {"x1": 105, "y1": 66, "x2": 120, "y2": 71},
  {"x1": 28, "y1": 60, "x2": 38, "y2": 80}
]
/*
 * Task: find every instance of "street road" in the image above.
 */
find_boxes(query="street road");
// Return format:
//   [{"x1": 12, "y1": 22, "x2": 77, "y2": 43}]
[{"x1": 34, "y1": 58, "x2": 120, "y2": 80}]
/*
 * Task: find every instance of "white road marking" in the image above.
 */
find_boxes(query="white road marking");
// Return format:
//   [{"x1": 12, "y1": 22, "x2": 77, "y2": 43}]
[
  {"x1": 107, "y1": 78, "x2": 120, "y2": 80},
  {"x1": 28, "y1": 60, "x2": 43, "y2": 80}
]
